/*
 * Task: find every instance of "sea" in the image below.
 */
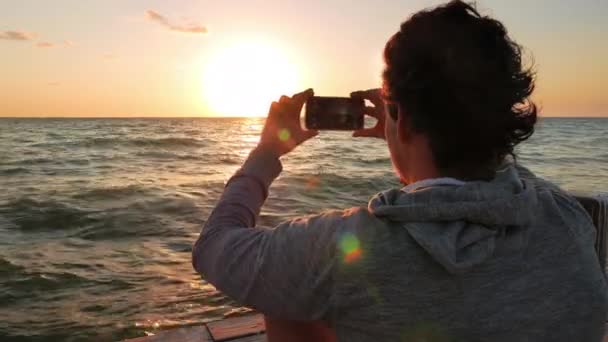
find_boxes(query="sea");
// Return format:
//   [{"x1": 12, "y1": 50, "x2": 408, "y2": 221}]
[{"x1": 1, "y1": 117, "x2": 607, "y2": 341}]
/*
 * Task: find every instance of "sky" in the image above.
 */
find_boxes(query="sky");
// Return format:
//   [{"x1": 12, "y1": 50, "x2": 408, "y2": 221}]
[{"x1": 1, "y1": 0, "x2": 607, "y2": 117}]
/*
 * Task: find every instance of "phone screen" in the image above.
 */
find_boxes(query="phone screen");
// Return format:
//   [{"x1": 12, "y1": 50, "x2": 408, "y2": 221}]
[{"x1": 305, "y1": 96, "x2": 364, "y2": 130}]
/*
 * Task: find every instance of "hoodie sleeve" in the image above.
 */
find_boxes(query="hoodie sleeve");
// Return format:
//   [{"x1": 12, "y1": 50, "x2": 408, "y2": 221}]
[{"x1": 192, "y1": 146, "x2": 340, "y2": 320}]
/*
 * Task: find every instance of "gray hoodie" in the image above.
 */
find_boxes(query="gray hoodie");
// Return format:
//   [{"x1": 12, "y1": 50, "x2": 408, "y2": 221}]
[{"x1": 193, "y1": 148, "x2": 608, "y2": 341}]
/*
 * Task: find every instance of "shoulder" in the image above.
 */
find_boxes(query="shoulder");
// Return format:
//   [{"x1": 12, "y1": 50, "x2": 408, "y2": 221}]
[
  {"x1": 275, "y1": 207, "x2": 387, "y2": 242},
  {"x1": 515, "y1": 163, "x2": 561, "y2": 194},
  {"x1": 517, "y1": 163, "x2": 587, "y2": 212},
  {"x1": 517, "y1": 163, "x2": 595, "y2": 241},
  {"x1": 270, "y1": 207, "x2": 371, "y2": 240},
  {"x1": 516, "y1": 163, "x2": 581, "y2": 205},
  {"x1": 287, "y1": 207, "x2": 380, "y2": 227},
  {"x1": 282, "y1": 208, "x2": 358, "y2": 229},
  {"x1": 549, "y1": 187, "x2": 595, "y2": 237},
  {"x1": 339, "y1": 207, "x2": 390, "y2": 233}
]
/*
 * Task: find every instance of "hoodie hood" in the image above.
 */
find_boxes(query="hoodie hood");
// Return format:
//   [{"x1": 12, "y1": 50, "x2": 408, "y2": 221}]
[{"x1": 368, "y1": 164, "x2": 538, "y2": 274}]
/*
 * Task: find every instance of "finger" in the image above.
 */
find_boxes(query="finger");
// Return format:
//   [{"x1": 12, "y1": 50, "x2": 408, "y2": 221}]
[
  {"x1": 364, "y1": 88, "x2": 384, "y2": 107},
  {"x1": 352, "y1": 128, "x2": 377, "y2": 138},
  {"x1": 363, "y1": 106, "x2": 383, "y2": 119},
  {"x1": 268, "y1": 101, "x2": 280, "y2": 115},
  {"x1": 279, "y1": 95, "x2": 291, "y2": 104},
  {"x1": 291, "y1": 88, "x2": 314, "y2": 109},
  {"x1": 350, "y1": 91, "x2": 364, "y2": 99},
  {"x1": 268, "y1": 101, "x2": 286, "y2": 121},
  {"x1": 302, "y1": 129, "x2": 319, "y2": 141},
  {"x1": 351, "y1": 89, "x2": 384, "y2": 109}
]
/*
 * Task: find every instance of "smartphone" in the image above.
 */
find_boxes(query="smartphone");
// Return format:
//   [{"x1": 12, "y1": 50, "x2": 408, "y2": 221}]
[{"x1": 305, "y1": 96, "x2": 365, "y2": 130}]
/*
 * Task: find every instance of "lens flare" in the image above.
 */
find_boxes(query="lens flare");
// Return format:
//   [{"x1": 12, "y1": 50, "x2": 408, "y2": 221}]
[
  {"x1": 278, "y1": 128, "x2": 291, "y2": 141},
  {"x1": 339, "y1": 233, "x2": 362, "y2": 263}
]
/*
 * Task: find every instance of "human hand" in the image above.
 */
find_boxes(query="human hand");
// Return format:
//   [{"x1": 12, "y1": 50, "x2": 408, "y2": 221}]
[
  {"x1": 351, "y1": 89, "x2": 386, "y2": 140},
  {"x1": 257, "y1": 89, "x2": 319, "y2": 157}
]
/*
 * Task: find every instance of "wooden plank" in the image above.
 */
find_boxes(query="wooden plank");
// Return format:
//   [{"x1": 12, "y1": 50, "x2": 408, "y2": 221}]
[
  {"x1": 207, "y1": 314, "x2": 266, "y2": 341},
  {"x1": 123, "y1": 325, "x2": 211, "y2": 342}
]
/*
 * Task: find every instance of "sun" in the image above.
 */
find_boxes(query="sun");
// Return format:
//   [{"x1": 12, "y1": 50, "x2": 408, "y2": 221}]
[{"x1": 202, "y1": 38, "x2": 300, "y2": 117}]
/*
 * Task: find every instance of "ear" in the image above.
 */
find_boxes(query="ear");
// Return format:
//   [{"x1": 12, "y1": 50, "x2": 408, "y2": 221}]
[{"x1": 396, "y1": 105, "x2": 411, "y2": 144}]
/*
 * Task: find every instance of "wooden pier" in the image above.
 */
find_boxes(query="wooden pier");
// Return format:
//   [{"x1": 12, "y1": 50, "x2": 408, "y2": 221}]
[
  {"x1": 125, "y1": 314, "x2": 267, "y2": 342},
  {"x1": 124, "y1": 313, "x2": 608, "y2": 342}
]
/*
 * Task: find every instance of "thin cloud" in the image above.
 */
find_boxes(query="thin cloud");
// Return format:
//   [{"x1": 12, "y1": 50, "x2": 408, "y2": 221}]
[
  {"x1": 0, "y1": 30, "x2": 72, "y2": 48},
  {"x1": 36, "y1": 41, "x2": 55, "y2": 48},
  {"x1": 0, "y1": 30, "x2": 35, "y2": 41},
  {"x1": 36, "y1": 40, "x2": 74, "y2": 48},
  {"x1": 145, "y1": 10, "x2": 207, "y2": 34}
]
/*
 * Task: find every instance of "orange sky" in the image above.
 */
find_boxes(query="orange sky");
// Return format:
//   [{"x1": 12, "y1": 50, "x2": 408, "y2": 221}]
[{"x1": 1, "y1": 0, "x2": 606, "y2": 117}]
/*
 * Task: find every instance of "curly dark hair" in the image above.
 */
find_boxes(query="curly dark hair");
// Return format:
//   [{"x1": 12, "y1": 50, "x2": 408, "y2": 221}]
[{"x1": 382, "y1": 0, "x2": 537, "y2": 180}]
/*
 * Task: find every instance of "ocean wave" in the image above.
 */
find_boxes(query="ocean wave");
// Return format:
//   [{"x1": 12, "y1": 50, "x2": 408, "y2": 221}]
[
  {"x1": 274, "y1": 172, "x2": 399, "y2": 202},
  {"x1": 128, "y1": 196, "x2": 201, "y2": 217},
  {"x1": 355, "y1": 157, "x2": 391, "y2": 165},
  {"x1": 589, "y1": 136, "x2": 608, "y2": 145},
  {"x1": 0, "y1": 167, "x2": 30, "y2": 175},
  {"x1": 46, "y1": 132, "x2": 65, "y2": 139},
  {"x1": 0, "y1": 257, "x2": 25, "y2": 276},
  {"x1": 0, "y1": 198, "x2": 99, "y2": 232},
  {"x1": 32, "y1": 136, "x2": 208, "y2": 149},
  {"x1": 296, "y1": 171, "x2": 396, "y2": 186},
  {"x1": 543, "y1": 156, "x2": 601, "y2": 164},
  {"x1": 134, "y1": 151, "x2": 204, "y2": 161},
  {"x1": 0, "y1": 268, "x2": 133, "y2": 301},
  {"x1": 5, "y1": 157, "x2": 56, "y2": 166},
  {"x1": 71, "y1": 198, "x2": 201, "y2": 240},
  {"x1": 6, "y1": 271, "x2": 93, "y2": 291},
  {"x1": 72, "y1": 184, "x2": 158, "y2": 201},
  {"x1": 218, "y1": 156, "x2": 242, "y2": 165},
  {"x1": 72, "y1": 219, "x2": 174, "y2": 241},
  {"x1": 85, "y1": 137, "x2": 208, "y2": 148},
  {"x1": 1, "y1": 191, "x2": 202, "y2": 239},
  {"x1": 64, "y1": 158, "x2": 91, "y2": 166}
]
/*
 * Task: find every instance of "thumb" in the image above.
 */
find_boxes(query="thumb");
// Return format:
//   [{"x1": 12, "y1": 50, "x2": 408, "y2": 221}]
[
  {"x1": 353, "y1": 129, "x2": 373, "y2": 138},
  {"x1": 303, "y1": 129, "x2": 319, "y2": 141}
]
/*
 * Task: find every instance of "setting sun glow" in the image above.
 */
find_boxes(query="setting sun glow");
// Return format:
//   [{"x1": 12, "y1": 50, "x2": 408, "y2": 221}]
[{"x1": 202, "y1": 39, "x2": 300, "y2": 117}]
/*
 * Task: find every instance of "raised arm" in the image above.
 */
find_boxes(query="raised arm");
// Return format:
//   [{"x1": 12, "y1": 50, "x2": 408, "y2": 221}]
[{"x1": 192, "y1": 89, "x2": 339, "y2": 320}]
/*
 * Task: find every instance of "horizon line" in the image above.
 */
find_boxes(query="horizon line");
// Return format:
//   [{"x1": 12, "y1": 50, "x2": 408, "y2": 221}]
[{"x1": 0, "y1": 115, "x2": 607, "y2": 119}]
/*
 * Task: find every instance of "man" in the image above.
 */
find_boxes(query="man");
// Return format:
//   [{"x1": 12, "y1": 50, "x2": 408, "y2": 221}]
[{"x1": 193, "y1": 1, "x2": 608, "y2": 341}]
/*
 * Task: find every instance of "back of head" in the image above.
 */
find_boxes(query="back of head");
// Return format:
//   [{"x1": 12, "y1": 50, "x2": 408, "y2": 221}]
[{"x1": 383, "y1": 0, "x2": 537, "y2": 180}]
